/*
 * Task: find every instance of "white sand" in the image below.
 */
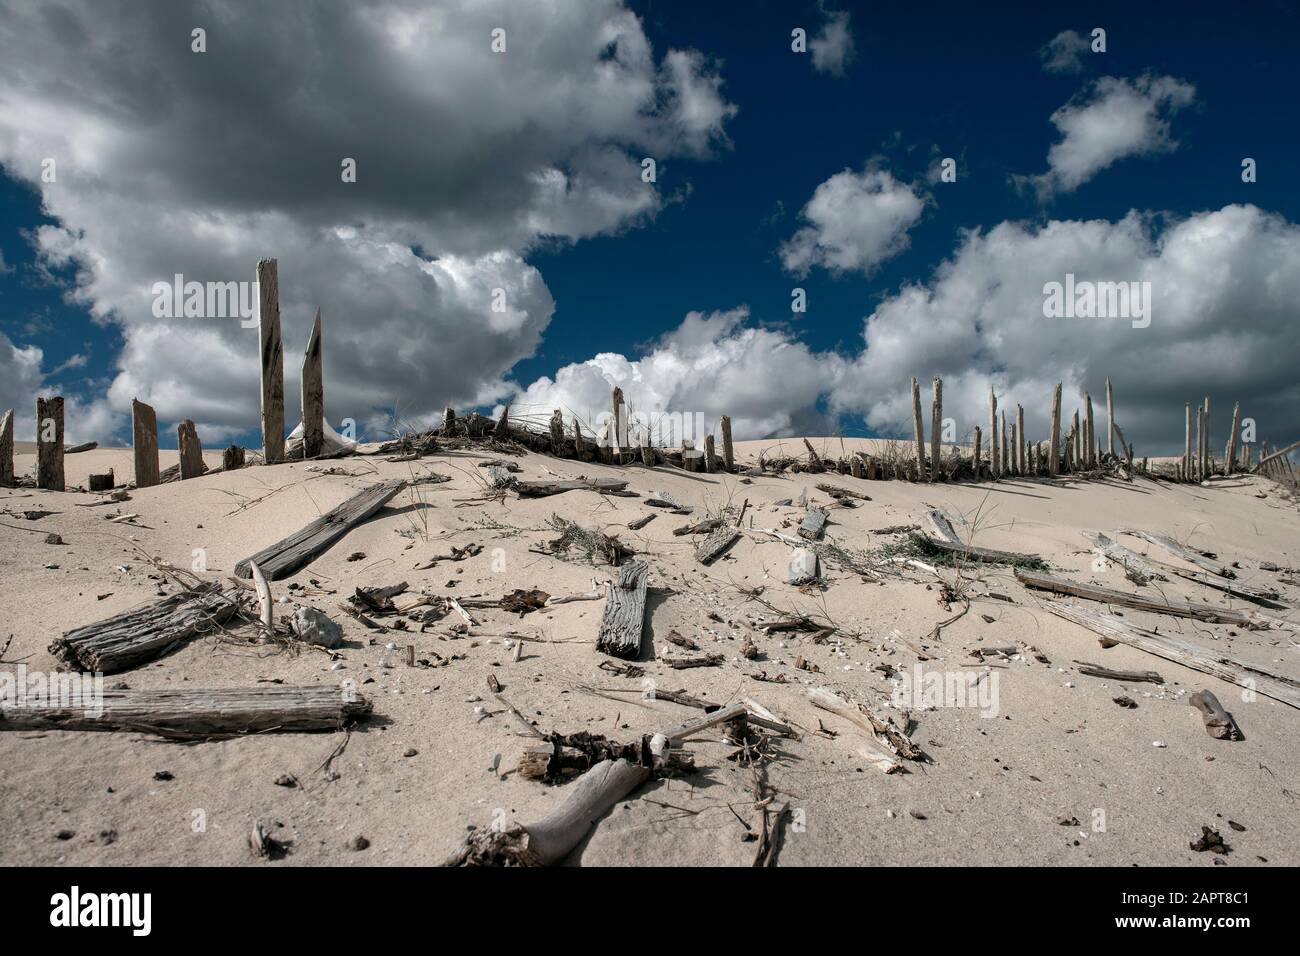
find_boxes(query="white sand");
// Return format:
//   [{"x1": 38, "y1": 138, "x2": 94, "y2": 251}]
[{"x1": 1, "y1": 437, "x2": 1297, "y2": 866}]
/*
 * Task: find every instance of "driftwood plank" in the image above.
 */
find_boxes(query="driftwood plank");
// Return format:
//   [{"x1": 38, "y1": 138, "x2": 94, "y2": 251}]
[
  {"x1": 132, "y1": 398, "x2": 160, "y2": 488},
  {"x1": 49, "y1": 583, "x2": 245, "y2": 673},
  {"x1": 1015, "y1": 568, "x2": 1262, "y2": 629},
  {"x1": 177, "y1": 419, "x2": 207, "y2": 479},
  {"x1": 36, "y1": 395, "x2": 64, "y2": 491},
  {"x1": 798, "y1": 507, "x2": 828, "y2": 541},
  {"x1": 235, "y1": 479, "x2": 405, "y2": 580},
  {"x1": 1074, "y1": 661, "x2": 1165, "y2": 684},
  {"x1": 301, "y1": 308, "x2": 325, "y2": 459},
  {"x1": 1084, "y1": 531, "x2": 1164, "y2": 586},
  {"x1": 1116, "y1": 529, "x2": 1235, "y2": 579},
  {"x1": 0, "y1": 408, "x2": 13, "y2": 487},
  {"x1": 0, "y1": 684, "x2": 371, "y2": 736},
  {"x1": 516, "y1": 478, "x2": 628, "y2": 498},
  {"x1": 1040, "y1": 599, "x2": 1300, "y2": 710},
  {"x1": 695, "y1": 526, "x2": 740, "y2": 565},
  {"x1": 257, "y1": 258, "x2": 285, "y2": 463},
  {"x1": 597, "y1": 561, "x2": 649, "y2": 658}
]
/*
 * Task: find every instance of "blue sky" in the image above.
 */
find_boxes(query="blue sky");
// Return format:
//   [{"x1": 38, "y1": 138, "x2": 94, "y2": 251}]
[{"x1": 2, "y1": 0, "x2": 1298, "y2": 453}]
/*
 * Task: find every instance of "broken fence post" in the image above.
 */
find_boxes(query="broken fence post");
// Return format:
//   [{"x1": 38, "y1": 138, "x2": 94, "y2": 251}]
[
  {"x1": 36, "y1": 395, "x2": 64, "y2": 492},
  {"x1": 910, "y1": 377, "x2": 926, "y2": 478},
  {"x1": 301, "y1": 308, "x2": 324, "y2": 459},
  {"x1": 132, "y1": 398, "x2": 160, "y2": 488},
  {"x1": 720, "y1": 414, "x2": 734, "y2": 472},
  {"x1": 177, "y1": 419, "x2": 206, "y2": 480},
  {"x1": 0, "y1": 408, "x2": 13, "y2": 487},
  {"x1": 256, "y1": 258, "x2": 285, "y2": 464},
  {"x1": 929, "y1": 376, "x2": 942, "y2": 482}
]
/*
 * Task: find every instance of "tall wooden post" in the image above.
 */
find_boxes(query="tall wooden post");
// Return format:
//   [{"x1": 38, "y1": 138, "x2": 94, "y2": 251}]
[
  {"x1": 132, "y1": 399, "x2": 160, "y2": 488},
  {"x1": 929, "y1": 377, "x2": 942, "y2": 482},
  {"x1": 704, "y1": 434, "x2": 716, "y2": 474},
  {"x1": 1183, "y1": 403, "x2": 1192, "y2": 481},
  {"x1": 1084, "y1": 394, "x2": 1095, "y2": 469},
  {"x1": 989, "y1": 387, "x2": 999, "y2": 478},
  {"x1": 973, "y1": 426, "x2": 982, "y2": 479},
  {"x1": 494, "y1": 405, "x2": 510, "y2": 440},
  {"x1": 36, "y1": 396, "x2": 64, "y2": 491},
  {"x1": 911, "y1": 378, "x2": 927, "y2": 477},
  {"x1": 1048, "y1": 384, "x2": 1061, "y2": 476},
  {"x1": 301, "y1": 308, "x2": 324, "y2": 459},
  {"x1": 178, "y1": 420, "x2": 205, "y2": 479},
  {"x1": 257, "y1": 258, "x2": 285, "y2": 463},
  {"x1": 1016, "y1": 404, "x2": 1025, "y2": 474},
  {"x1": 1105, "y1": 377, "x2": 1114, "y2": 456},
  {"x1": 720, "y1": 414, "x2": 734, "y2": 472},
  {"x1": 1201, "y1": 398, "x2": 1210, "y2": 478},
  {"x1": 1000, "y1": 410, "x2": 1008, "y2": 478},
  {"x1": 0, "y1": 408, "x2": 13, "y2": 488},
  {"x1": 1226, "y1": 402, "x2": 1241, "y2": 474}
]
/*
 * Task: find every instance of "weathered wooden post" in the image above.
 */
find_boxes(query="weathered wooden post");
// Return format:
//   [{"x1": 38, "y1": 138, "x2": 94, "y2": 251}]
[
  {"x1": 494, "y1": 405, "x2": 510, "y2": 440},
  {"x1": 1105, "y1": 377, "x2": 1114, "y2": 456},
  {"x1": 256, "y1": 258, "x2": 285, "y2": 464},
  {"x1": 223, "y1": 444, "x2": 246, "y2": 471},
  {"x1": 929, "y1": 377, "x2": 942, "y2": 482},
  {"x1": 1015, "y1": 404, "x2": 1025, "y2": 475},
  {"x1": 301, "y1": 308, "x2": 324, "y2": 459},
  {"x1": 989, "y1": 387, "x2": 999, "y2": 478},
  {"x1": 720, "y1": 414, "x2": 734, "y2": 472},
  {"x1": 1183, "y1": 403, "x2": 1192, "y2": 481},
  {"x1": 638, "y1": 426, "x2": 654, "y2": 467},
  {"x1": 0, "y1": 408, "x2": 13, "y2": 487},
  {"x1": 1000, "y1": 410, "x2": 1008, "y2": 478},
  {"x1": 1226, "y1": 401, "x2": 1241, "y2": 474},
  {"x1": 1084, "y1": 394, "x2": 1095, "y2": 468},
  {"x1": 610, "y1": 387, "x2": 625, "y2": 461},
  {"x1": 177, "y1": 420, "x2": 205, "y2": 479},
  {"x1": 911, "y1": 378, "x2": 927, "y2": 477},
  {"x1": 131, "y1": 399, "x2": 160, "y2": 488},
  {"x1": 973, "y1": 426, "x2": 982, "y2": 479},
  {"x1": 573, "y1": 416, "x2": 589, "y2": 460},
  {"x1": 1048, "y1": 384, "x2": 1062, "y2": 476},
  {"x1": 36, "y1": 396, "x2": 64, "y2": 491},
  {"x1": 704, "y1": 434, "x2": 716, "y2": 473},
  {"x1": 549, "y1": 409, "x2": 565, "y2": 455}
]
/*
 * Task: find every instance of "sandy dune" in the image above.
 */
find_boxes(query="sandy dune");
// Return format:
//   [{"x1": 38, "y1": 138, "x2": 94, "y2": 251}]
[{"x1": 2, "y1": 438, "x2": 1298, "y2": 866}]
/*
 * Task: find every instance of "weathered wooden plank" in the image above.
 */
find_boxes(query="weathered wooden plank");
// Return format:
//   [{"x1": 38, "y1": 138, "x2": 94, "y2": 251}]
[
  {"x1": 720, "y1": 414, "x2": 734, "y2": 472},
  {"x1": 798, "y1": 507, "x2": 828, "y2": 541},
  {"x1": 0, "y1": 408, "x2": 13, "y2": 487},
  {"x1": 49, "y1": 583, "x2": 245, "y2": 673},
  {"x1": 235, "y1": 479, "x2": 405, "y2": 580},
  {"x1": 1116, "y1": 529, "x2": 1235, "y2": 579},
  {"x1": 1074, "y1": 661, "x2": 1165, "y2": 684},
  {"x1": 1040, "y1": 599, "x2": 1300, "y2": 710},
  {"x1": 177, "y1": 419, "x2": 207, "y2": 479},
  {"x1": 257, "y1": 258, "x2": 285, "y2": 463},
  {"x1": 695, "y1": 526, "x2": 740, "y2": 565},
  {"x1": 36, "y1": 395, "x2": 65, "y2": 491},
  {"x1": 0, "y1": 684, "x2": 372, "y2": 736},
  {"x1": 515, "y1": 478, "x2": 628, "y2": 498},
  {"x1": 1084, "y1": 531, "x2": 1164, "y2": 586},
  {"x1": 131, "y1": 398, "x2": 160, "y2": 488},
  {"x1": 597, "y1": 561, "x2": 649, "y2": 658},
  {"x1": 1015, "y1": 568, "x2": 1262, "y2": 628},
  {"x1": 301, "y1": 308, "x2": 325, "y2": 459}
]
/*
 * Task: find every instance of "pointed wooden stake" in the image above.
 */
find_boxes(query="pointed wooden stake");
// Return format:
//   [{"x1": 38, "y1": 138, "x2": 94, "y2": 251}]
[
  {"x1": 911, "y1": 377, "x2": 926, "y2": 477},
  {"x1": 301, "y1": 308, "x2": 324, "y2": 459},
  {"x1": 177, "y1": 420, "x2": 206, "y2": 480}
]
